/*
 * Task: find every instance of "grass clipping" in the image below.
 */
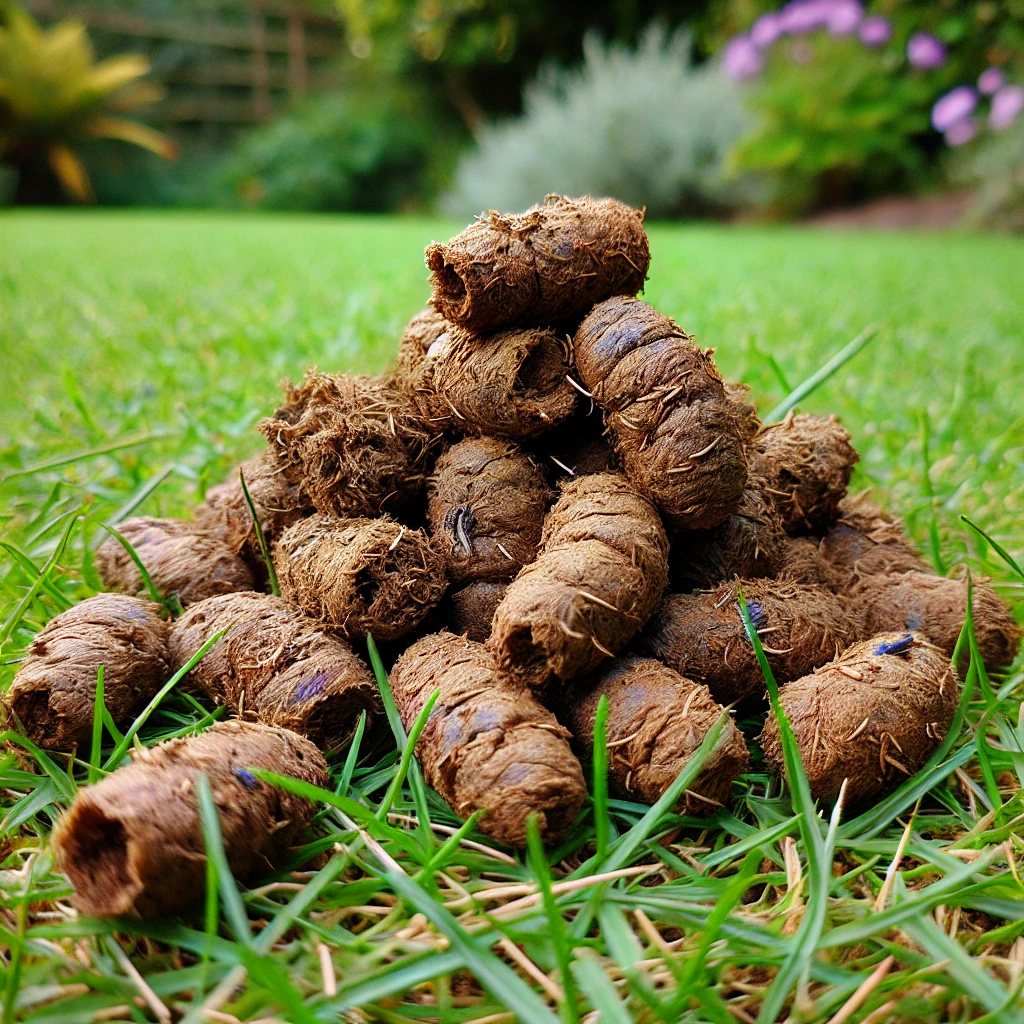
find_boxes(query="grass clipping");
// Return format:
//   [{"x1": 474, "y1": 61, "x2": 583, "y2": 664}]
[
  {"x1": 487, "y1": 471, "x2": 669, "y2": 688},
  {"x1": 390, "y1": 631, "x2": 586, "y2": 846},
  {"x1": 574, "y1": 296, "x2": 749, "y2": 531},
  {"x1": 53, "y1": 720, "x2": 326, "y2": 919},
  {"x1": 169, "y1": 592, "x2": 380, "y2": 751},
  {"x1": 425, "y1": 194, "x2": 650, "y2": 333},
  {"x1": 4, "y1": 594, "x2": 170, "y2": 752},
  {"x1": 564, "y1": 655, "x2": 750, "y2": 815}
]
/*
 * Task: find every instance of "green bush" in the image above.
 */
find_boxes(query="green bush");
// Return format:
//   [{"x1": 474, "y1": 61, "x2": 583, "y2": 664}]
[
  {"x1": 218, "y1": 83, "x2": 453, "y2": 213},
  {"x1": 730, "y1": 32, "x2": 937, "y2": 213},
  {"x1": 958, "y1": 118, "x2": 1024, "y2": 231},
  {"x1": 443, "y1": 26, "x2": 757, "y2": 219}
]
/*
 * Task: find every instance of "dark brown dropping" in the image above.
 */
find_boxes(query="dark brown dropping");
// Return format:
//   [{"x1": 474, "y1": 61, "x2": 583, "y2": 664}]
[
  {"x1": 639, "y1": 578, "x2": 863, "y2": 705},
  {"x1": 563, "y1": 656, "x2": 750, "y2": 814},
  {"x1": 449, "y1": 582, "x2": 507, "y2": 642},
  {"x1": 670, "y1": 485, "x2": 787, "y2": 590},
  {"x1": 487, "y1": 472, "x2": 669, "y2": 688},
  {"x1": 751, "y1": 412, "x2": 859, "y2": 535},
  {"x1": 777, "y1": 536, "x2": 830, "y2": 586},
  {"x1": 426, "y1": 195, "x2": 650, "y2": 333},
  {"x1": 411, "y1": 324, "x2": 577, "y2": 440},
  {"x1": 169, "y1": 592, "x2": 380, "y2": 750},
  {"x1": 390, "y1": 632, "x2": 586, "y2": 847},
  {"x1": 52, "y1": 721, "x2": 326, "y2": 919},
  {"x1": 853, "y1": 570, "x2": 1021, "y2": 671},
  {"x1": 574, "y1": 297, "x2": 748, "y2": 531},
  {"x1": 193, "y1": 450, "x2": 312, "y2": 573},
  {"x1": 96, "y1": 516, "x2": 255, "y2": 606},
  {"x1": 759, "y1": 633, "x2": 958, "y2": 803},
  {"x1": 542, "y1": 406, "x2": 619, "y2": 479},
  {"x1": 819, "y1": 492, "x2": 927, "y2": 591},
  {"x1": 258, "y1": 372, "x2": 439, "y2": 519},
  {"x1": 387, "y1": 307, "x2": 449, "y2": 386},
  {"x1": 428, "y1": 438, "x2": 552, "y2": 584},
  {"x1": 3, "y1": 595, "x2": 169, "y2": 752},
  {"x1": 274, "y1": 514, "x2": 447, "y2": 643},
  {"x1": 725, "y1": 381, "x2": 762, "y2": 443}
]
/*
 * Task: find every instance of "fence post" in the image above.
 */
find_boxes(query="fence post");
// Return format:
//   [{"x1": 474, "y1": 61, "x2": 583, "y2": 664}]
[
  {"x1": 251, "y1": 0, "x2": 271, "y2": 120},
  {"x1": 287, "y1": 15, "x2": 308, "y2": 103}
]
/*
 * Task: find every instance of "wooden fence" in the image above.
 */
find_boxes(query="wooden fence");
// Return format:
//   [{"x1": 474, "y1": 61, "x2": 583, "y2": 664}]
[{"x1": 25, "y1": 0, "x2": 346, "y2": 137}]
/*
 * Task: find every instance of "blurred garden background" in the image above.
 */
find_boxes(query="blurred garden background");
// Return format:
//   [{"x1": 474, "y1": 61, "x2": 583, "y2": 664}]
[{"x1": 1, "y1": 0, "x2": 1023, "y2": 226}]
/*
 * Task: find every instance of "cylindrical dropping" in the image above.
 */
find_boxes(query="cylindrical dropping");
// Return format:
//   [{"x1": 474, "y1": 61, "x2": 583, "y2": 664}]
[
  {"x1": 53, "y1": 720, "x2": 327, "y2": 919},
  {"x1": 169, "y1": 592, "x2": 379, "y2": 750},
  {"x1": 274, "y1": 514, "x2": 447, "y2": 642},
  {"x1": 390, "y1": 632, "x2": 587, "y2": 847},
  {"x1": 487, "y1": 472, "x2": 669, "y2": 688},
  {"x1": 449, "y1": 581, "x2": 507, "y2": 642},
  {"x1": 853, "y1": 570, "x2": 1021, "y2": 671},
  {"x1": 96, "y1": 516, "x2": 255, "y2": 607},
  {"x1": 574, "y1": 296, "x2": 748, "y2": 531},
  {"x1": 818, "y1": 492, "x2": 927, "y2": 591},
  {"x1": 563, "y1": 656, "x2": 750, "y2": 814},
  {"x1": 428, "y1": 437, "x2": 552, "y2": 584},
  {"x1": 4, "y1": 594, "x2": 169, "y2": 752},
  {"x1": 426, "y1": 195, "x2": 650, "y2": 333},
  {"x1": 760, "y1": 633, "x2": 958, "y2": 802},
  {"x1": 639, "y1": 579, "x2": 864, "y2": 705},
  {"x1": 259, "y1": 372, "x2": 439, "y2": 519},
  {"x1": 751, "y1": 412, "x2": 859, "y2": 535}
]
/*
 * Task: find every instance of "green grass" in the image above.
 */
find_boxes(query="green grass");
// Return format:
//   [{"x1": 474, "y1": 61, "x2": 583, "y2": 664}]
[{"x1": 1, "y1": 210, "x2": 1023, "y2": 1023}]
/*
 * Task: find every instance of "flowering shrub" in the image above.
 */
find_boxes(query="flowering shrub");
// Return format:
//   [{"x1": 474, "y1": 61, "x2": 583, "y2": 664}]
[
  {"x1": 722, "y1": 0, "x2": 1024, "y2": 214},
  {"x1": 726, "y1": 1, "x2": 940, "y2": 212}
]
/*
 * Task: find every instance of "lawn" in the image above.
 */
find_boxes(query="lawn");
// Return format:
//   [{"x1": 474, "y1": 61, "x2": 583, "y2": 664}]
[{"x1": 1, "y1": 210, "x2": 1023, "y2": 1023}]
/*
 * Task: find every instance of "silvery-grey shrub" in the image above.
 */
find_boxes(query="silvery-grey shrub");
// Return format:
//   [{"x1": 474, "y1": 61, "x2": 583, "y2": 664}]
[{"x1": 443, "y1": 26, "x2": 754, "y2": 219}]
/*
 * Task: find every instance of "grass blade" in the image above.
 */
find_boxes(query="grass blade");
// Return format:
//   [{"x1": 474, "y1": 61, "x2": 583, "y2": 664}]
[
  {"x1": 103, "y1": 628, "x2": 226, "y2": 770},
  {"x1": 0, "y1": 510, "x2": 79, "y2": 648},
  {"x1": 366, "y1": 633, "x2": 433, "y2": 847},
  {"x1": 376, "y1": 688, "x2": 438, "y2": 821},
  {"x1": 88, "y1": 666, "x2": 105, "y2": 785},
  {"x1": 764, "y1": 325, "x2": 877, "y2": 423},
  {"x1": 592, "y1": 693, "x2": 612, "y2": 861},
  {"x1": 101, "y1": 465, "x2": 175, "y2": 532},
  {"x1": 961, "y1": 515, "x2": 1024, "y2": 581},
  {"x1": 196, "y1": 771, "x2": 251, "y2": 946},
  {"x1": 1, "y1": 433, "x2": 172, "y2": 481},
  {"x1": 382, "y1": 865, "x2": 561, "y2": 1024},
  {"x1": 238, "y1": 466, "x2": 280, "y2": 596},
  {"x1": 96, "y1": 523, "x2": 164, "y2": 606},
  {"x1": 527, "y1": 813, "x2": 580, "y2": 1023}
]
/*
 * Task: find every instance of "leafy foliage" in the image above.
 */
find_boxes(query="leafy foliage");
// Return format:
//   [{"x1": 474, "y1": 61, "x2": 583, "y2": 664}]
[
  {"x1": 218, "y1": 81, "x2": 453, "y2": 212},
  {"x1": 0, "y1": 5, "x2": 174, "y2": 203},
  {"x1": 958, "y1": 117, "x2": 1024, "y2": 231},
  {"x1": 445, "y1": 27, "x2": 755, "y2": 218},
  {"x1": 730, "y1": 31, "x2": 937, "y2": 212}
]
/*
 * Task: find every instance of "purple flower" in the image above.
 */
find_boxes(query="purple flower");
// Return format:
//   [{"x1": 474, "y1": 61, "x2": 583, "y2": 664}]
[
  {"x1": 931, "y1": 86, "x2": 978, "y2": 133},
  {"x1": 944, "y1": 118, "x2": 977, "y2": 147},
  {"x1": 723, "y1": 35, "x2": 764, "y2": 79},
  {"x1": 907, "y1": 32, "x2": 946, "y2": 70},
  {"x1": 858, "y1": 15, "x2": 892, "y2": 46},
  {"x1": 828, "y1": 0, "x2": 863, "y2": 37},
  {"x1": 990, "y1": 85, "x2": 1024, "y2": 130},
  {"x1": 751, "y1": 12, "x2": 783, "y2": 48},
  {"x1": 978, "y1": 67, "x2": 1006, "y2": 95},
  {"x1": 779, "y1": 0, "x2": 833, "y2": 35}
]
